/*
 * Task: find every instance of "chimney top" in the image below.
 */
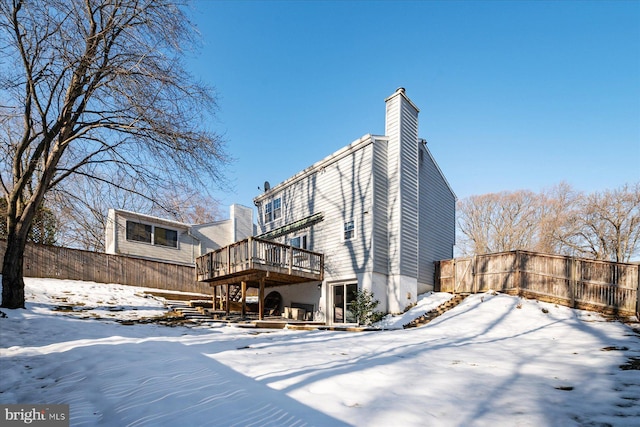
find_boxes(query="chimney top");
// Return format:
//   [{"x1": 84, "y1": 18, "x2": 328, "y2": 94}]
[{"x1": 385, "y1": 87, "x2": 420, "y2": 112}]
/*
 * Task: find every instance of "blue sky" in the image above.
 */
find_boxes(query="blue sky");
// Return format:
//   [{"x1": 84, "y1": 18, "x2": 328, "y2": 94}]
[{"x1": 186, "y1": 0, "x2": 639, "y2": 213}]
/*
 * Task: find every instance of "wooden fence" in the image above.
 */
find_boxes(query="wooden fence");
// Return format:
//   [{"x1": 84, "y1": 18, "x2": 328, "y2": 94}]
[
  {"x1": 0, "y1": 240, "x2": 209, "y2": 294},
  {"x1": 436, "y1": 250, "x2": 640, "y2": 317}
]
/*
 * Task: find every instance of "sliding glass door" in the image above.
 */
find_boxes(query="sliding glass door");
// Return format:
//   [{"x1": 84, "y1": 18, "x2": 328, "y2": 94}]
[{"x1": 333, "y1": 283, "x2": 357, "y2": 324}]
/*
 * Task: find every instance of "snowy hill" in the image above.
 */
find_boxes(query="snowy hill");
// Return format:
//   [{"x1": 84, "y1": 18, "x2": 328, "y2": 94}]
[{"x1": 1, "y1": 277, "x2": 639, "y2": 426}]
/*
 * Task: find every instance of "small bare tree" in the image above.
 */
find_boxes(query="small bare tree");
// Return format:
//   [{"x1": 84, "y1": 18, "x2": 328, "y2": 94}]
[{"x1": 0, "y1": 0, "x2": 228, "y2": 308}]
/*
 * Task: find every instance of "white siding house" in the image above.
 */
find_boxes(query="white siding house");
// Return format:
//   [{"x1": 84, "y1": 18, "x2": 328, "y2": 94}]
[
  {"x1": 105, "y1": 204, "x2": 254, "y2": 265},
  {"x1": 253, "y1": 88, "x2": 456, "y2": 323}
]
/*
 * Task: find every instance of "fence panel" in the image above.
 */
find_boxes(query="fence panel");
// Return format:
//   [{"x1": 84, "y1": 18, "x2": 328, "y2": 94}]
[
  {"x1": 437, "y1": 259, "x2": 455, "y2": 292},
  {"x1": 476, "y1": 252, "x2": 518, "y2": 292},
  {"x1": 575, "y1": 259, "x2": 638, "y2": 315},
  {"x1": 520, "y1": 252, "x2": 573, "y2": 301},
  {"x1": 454, "y1": 258, "x2": 474, "y2": 293},
  {"x1": 437, "y1": 258, "x2": 474, "y2": 293},
  {"x1": 436, "y1": 250, "x2": 639, "y2": 317}
]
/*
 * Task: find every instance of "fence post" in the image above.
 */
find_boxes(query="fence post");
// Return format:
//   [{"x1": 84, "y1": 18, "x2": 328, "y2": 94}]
[
  {"x1": 515, "y1": 251, "x2": 521, "y2": 296},
  {"x1": 636, "y1": 265, "x2": 639, "y2": 320},
  {"x1": 473, "y1": 255, "x2": 478, "y2": 294},
  {"x1": 453, "y1": 258, "x2": 457, "y2": 294},
  {"x1": 570, "y1": 257, "x2": 577, "y2": 309},
  {"x1": 518, "y1": 251, "x2": 525, "y2": 295}
]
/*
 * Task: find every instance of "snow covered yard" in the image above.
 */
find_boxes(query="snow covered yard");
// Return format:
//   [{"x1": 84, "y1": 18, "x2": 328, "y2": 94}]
[{"x1": 1, "y1": 278, "x2": 639, "y2": 426}]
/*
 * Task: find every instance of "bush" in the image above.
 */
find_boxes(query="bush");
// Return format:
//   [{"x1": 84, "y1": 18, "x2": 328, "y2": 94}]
[{"x1": 351, "y1": 289, "x2": 382, "y2": 326}]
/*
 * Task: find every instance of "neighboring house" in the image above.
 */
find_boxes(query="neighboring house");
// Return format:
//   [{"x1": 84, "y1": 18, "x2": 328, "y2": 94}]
[
  {"x1": 247, "y1": 88, "x2": 456, "y2": 323},
  {"x1": 105, "y1": 204, "x2": 254, "y2": 265}
]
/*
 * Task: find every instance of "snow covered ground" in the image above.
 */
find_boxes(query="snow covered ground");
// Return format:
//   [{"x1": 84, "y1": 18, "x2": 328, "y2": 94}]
[{"x1": 1, "y1": 277, "x2": 639, "y2": 426}]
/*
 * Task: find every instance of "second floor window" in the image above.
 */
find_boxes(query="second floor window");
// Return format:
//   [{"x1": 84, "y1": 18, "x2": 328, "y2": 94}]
[
  {"x1": 273, "y1": 197, "x2": 281, "y2": 220},
  {"x1": 344, "y1": 220, "x2": 355, "y2": 240},
  {"x1": 264, "y1": 197, "x2": 282, "y2": 223}
]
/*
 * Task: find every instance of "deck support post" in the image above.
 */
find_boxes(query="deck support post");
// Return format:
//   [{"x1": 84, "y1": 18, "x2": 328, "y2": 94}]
[
  {"x1": 212, "y1": 285, "x2": 217, "y2": 312},
  {"x1": 259, "y1": 276, "x2": 265, "y2": 320},
  {"x1": 241, "y1": 281, "x2": 247, "y2": 317},
  {"x1": 225, "y1": 283, "x2": 230, "y2": 316}
]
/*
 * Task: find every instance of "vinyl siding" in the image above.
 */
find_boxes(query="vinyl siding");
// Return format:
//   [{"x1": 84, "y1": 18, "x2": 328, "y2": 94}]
[
  {"x1": 255, "y1": 136, "x2": 377, "y2": 282},
  {"x1": 418, "y1": 143, "x2": 456, "y2": 289},
  {"x1": 385, "y1": 96, "x2": 401, "y2": 275},
  {"x1": 372, "y1": 138, "x2": 389, "y2": 274},
  {"x1": 191, "y1": 221, "x2": 232, "y2": 254},
  {"x1": 111, "y1": 212, "x2": 195, "y2": 265},
  {"x1": 192, "y1": 204, "x2": 254, "y2": 255},
  {"x1": 398, "y1": 101, "x2": 419, "y2": 277}
]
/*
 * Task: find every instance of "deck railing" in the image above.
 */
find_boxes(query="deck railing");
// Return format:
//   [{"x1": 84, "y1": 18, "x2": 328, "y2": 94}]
[{"x1": 196, "y1": 237, "x2": 324, "y2": 282}]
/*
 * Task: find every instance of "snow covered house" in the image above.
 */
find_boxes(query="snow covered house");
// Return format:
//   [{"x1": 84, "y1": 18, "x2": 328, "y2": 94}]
[
  {"x1": 197, "y1": 88, "x2": 456, "y2": 324},
  {"x1": 105, "y1": 204, "x2": 254, "y2": 266}
]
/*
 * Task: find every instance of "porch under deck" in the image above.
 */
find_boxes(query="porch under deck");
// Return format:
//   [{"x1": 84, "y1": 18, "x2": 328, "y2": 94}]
[{"x1": 196, "y1": 237, "x2": 324, "y2": 320}]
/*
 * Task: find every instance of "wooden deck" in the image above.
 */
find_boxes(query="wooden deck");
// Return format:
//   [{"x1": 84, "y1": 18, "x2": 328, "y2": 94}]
[{"x1": 195, "y1": 237, "x2": 324, "y2": 320}]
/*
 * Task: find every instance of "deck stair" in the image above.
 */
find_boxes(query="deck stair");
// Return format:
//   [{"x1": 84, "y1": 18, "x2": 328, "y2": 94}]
[
  {"x1": 403, "y1": 294, "x2": 468, "y2": 329},
  {"x1": 166, "y1": 300, "x2": 213, "y2": 321},
  {"x1": 228, "y1": 285, "x2": 242, "y2": 302}
]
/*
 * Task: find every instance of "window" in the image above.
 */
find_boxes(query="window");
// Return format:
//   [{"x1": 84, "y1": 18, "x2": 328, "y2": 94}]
[
  {"x1": 154, "y1": 226, "x2": 178, "y2": 248},
  {"x1": 126, "y1": 221, "x2": 151, "y2": 244},
  {"x1": 264, "y1": 202, "x2": 273, "y2": 223},
  {"x1": 273, "y1": 197, "x2": 281, "y2": 220},
  {"x1": 264, "y1": 197, "x2": 282, "y2": 223},
  {"x1": 125, "y1": 220, "x2": 178, "y2": 248},
  {"x1": 344, "y1": 220, "x2": 355, "y2": 240},
  {"x1": 290, "y1": 234, "x2": 308, "y2": 250}
]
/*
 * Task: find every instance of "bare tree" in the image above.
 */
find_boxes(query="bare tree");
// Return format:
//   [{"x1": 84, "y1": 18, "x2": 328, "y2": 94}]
[
  {"x1": 536, "y1": 182, "x2": 583, "y2": 255},
  {"x1": 457, "y1": 190, "x2": 539, "y2": 255},
  {"x1": 457, "y1": 183, "x2": 640, "y2": 263},
  {"x1": 0, "y1": 0, "x2": 228, "y2": 308},
  {"x1": 564, "y1": 183, "x2": 640, "y2": 262},
  {"x1": 50, "y1": 175, "x2": 222, "y2": 252}
]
